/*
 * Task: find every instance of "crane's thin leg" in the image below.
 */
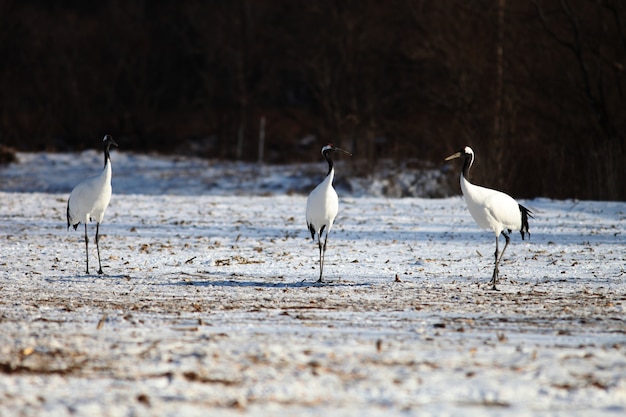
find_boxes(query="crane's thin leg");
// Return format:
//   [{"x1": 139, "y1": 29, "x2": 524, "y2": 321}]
[
  {"x1": 95, "y1": 223, "x2": 104, "y2": 275},
  {"x1": 489, "y1": 235, "x2": 500, "y2": 290},
  {"x1": 321, "y1": 233, "x2": 330, "y2": 283},
  {"x1": 316, "y1": 233, "x2": 324, "y2": 283},
  {"x1": 495, "y1": 232, "x2": 510, "y2": 276},
  {"x1": 490, "y1": 232, "x2": 511, "y2": 291},
  {"x1": 84, "y1": 223, "x2": 89, "y2": 275}
]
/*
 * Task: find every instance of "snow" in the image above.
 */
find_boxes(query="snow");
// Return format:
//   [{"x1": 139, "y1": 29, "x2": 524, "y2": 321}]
[
  {"x1": 0, "y1": 151, "x2": 452, "y2": 198},
  {"x1": 1, "y1": 151, "x2": 625, "y2": 416}
]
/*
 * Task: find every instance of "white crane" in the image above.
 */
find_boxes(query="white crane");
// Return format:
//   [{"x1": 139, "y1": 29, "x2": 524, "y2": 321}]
[
  {"x1": 67, "y1": 135, "x2": 118, "y2": 275},
  {"x1": 306, "y1": 144, "x2": 352, "y2": 283},
  {"x1": 445, "y1": 146, "x2": 532, "y2": 290}
]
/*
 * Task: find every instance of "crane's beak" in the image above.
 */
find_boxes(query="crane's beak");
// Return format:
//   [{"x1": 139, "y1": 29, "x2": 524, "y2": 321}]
[
  {"x1": 334, "y1": 147, "x2": 352, "y2": 157},
  {"x1": 445, "y1": 151, "x2": 461, "y2": 161}
]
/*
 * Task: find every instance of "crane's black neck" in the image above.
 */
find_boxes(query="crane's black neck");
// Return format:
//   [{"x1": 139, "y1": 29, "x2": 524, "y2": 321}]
[
  {"x1": 461, "y1": 153, "x2": 473, "y2": 180},
  {"x1": 323, "y1": 150, "x2": 334, "y2": 176},
  {"x1": 103, "y1": 143, "x2": 112, "y2": 168}
]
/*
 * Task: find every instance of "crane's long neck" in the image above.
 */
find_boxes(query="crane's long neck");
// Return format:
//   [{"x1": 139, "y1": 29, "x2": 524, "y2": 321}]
[
  {"x1": 103, "y1": 144, "x2": 112, "y2": 169},
  {"x1": 324, "y1": 166, "x2": 335, "y2": 188},
  {"x1": 324, "y1": 151, "x2": 334, "y2": 176},
  {"x1": 461, "y1": 153, "x2": 473, "y2": 182},
  {"x1": 102, "y1": 144, "x2": 113, "y2": 184},
  {"x1": 459, "y1": 153, "x2": 475, "y2": 198}
]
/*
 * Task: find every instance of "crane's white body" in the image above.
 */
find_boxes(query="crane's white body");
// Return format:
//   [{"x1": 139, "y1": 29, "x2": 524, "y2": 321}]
[
  {"x1": 67, "y1": 161, "x2": 112, "y2": 226},
  {"x1": 67, "y1": 135, "x2": 117, "y2": 275},
  {"x1": 460, "y1": 175, "x2": 521, "y2": 237},
  {"x1": 446, "y1": 146, "x2": 531, "y2": 290},
  {"x1": 306, "y1": 168, "x2": 338, "y2": 239}
]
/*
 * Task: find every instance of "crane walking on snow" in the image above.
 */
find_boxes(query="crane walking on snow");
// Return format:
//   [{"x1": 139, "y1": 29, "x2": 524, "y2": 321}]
[
  {"x1": 306, "y1": 144, "x2": 352, "y2": 283},
  {"x1": 67, "y1": 135, "x2": 118, "y2": 275},
  {"x1": 445, "y1": 146, "x2": 532, "y2": 290}
]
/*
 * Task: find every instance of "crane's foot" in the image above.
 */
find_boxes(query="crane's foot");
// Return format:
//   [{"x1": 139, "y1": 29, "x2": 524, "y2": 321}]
[
  {"x1": 488, "y1": 277, "x2": 500, "y2": 291},
  {"x1": 316, "y1": 277, "x2": 324, "y2": 284},
  {"x1": 97, "y1": 269, "x2": 104, "y2": 275}
]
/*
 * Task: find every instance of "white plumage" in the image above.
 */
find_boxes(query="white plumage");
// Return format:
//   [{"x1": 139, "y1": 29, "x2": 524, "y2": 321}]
[
  {"x1": 306, "y1": 144, "x2": 352, "y2": 282},
  {"x1": 67, "y1": 135, "x2": 118, "y2": 275},
  {"x1": 445, "y1": 146, "x2": 532, "y2": 290}
]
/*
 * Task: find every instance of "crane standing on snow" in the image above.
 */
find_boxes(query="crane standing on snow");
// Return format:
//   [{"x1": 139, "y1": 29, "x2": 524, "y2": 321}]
[
  {"x1": 445, "y1": 146, "x2": 532, "y2": 291},
  {"x1": 67, "y1": 135, "x2": 118, "y2": 275},
  {"x1": 306, "y1": 144, "x2": 352, "y2": 283}
]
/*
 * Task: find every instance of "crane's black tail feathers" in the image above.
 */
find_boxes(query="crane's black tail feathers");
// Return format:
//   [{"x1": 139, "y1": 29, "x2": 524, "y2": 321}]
[
  {"x1": 66, "y1": 200, "x2": 71, "y2": 230},
  {"x1": 66, "y1": 200, "x2": 79, "y2": 231},
  {"x1": 519, "y1": 204, "x2": 533, "y2": 240},
  {"x1": 308, "y1": 223, "x2": 327, "y2": 241}
]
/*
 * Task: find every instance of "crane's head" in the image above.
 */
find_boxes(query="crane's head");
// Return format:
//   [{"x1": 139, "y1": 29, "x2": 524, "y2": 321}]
[
  {"x1": 103, "y1": 134, "x2": 119, "y2": 148},
  {"x1": 322, "y1": 143, "x2": 352, "y2": 157},
  {"x1": 445, "y1": 146, "x2": 473, "y2": 161}
]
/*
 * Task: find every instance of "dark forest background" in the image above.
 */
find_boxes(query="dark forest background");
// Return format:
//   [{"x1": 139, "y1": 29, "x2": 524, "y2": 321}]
[{"x1": 0, "y1": 0, "x2": 624, "y2": 200}]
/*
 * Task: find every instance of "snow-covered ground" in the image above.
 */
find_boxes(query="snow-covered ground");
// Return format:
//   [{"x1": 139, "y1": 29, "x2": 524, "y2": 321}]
[
  {"x1": 1, "y1": 151, "x2": 625, "y2": 416},
  {"x1": 0, "y1": 150, "x2": 452, "y2": 198}
]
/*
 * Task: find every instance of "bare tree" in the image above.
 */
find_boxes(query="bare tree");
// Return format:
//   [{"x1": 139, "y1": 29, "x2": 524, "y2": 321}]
[{"x1": 533, "y1": 0, "x2": 626, "y2": 199}]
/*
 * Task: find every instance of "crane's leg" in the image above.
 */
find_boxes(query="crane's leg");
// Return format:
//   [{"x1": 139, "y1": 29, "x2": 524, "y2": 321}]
[
  {"x1": 489, "y1": 235, "x2": 500, "y2": 290},
  {"x1": 83, "y1": 223, "x2": 89, "y2": 275},
  {"x1": 490, "y1": 232, "x2": 511, "y2": 291},
  {"x1": 95, "y1": 223, "x2": 104, "y2": 275},
  {"x1": 316, "y1": 233, "x2": 324, "y2": 283},
  {"x1": 321, "y1": 233, "x2": 330, "y2": 283}
]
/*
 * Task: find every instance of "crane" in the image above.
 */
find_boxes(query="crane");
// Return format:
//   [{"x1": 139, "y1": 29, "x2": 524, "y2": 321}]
[
  {"x1": 67, "y1": 135, "x2": 118, "y2": 275},
  {"x1": 445, "y1": 146, "x2": 532, "y2": 290},
  {"x1": 306, "y1": 144, "x2": 352, "y2": 283}
]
